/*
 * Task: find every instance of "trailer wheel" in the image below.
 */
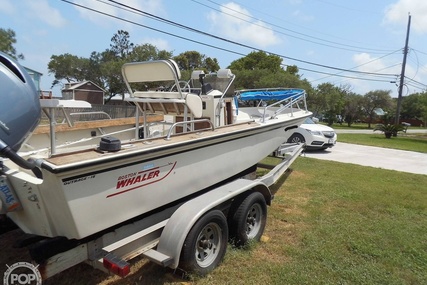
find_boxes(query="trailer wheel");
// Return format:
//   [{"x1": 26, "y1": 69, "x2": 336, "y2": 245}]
[
  {"x1": 179, "y1": 210, "x2": 228, "y2": 276},
  {"x1": 229, "y1": 192, "x2": 267, "y2": 247}
]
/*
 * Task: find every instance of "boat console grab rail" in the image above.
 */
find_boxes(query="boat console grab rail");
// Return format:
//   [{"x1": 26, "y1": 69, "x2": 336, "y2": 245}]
[
  {"x1": 266, "y1": 93, "x2": 307, "y2": 120},
  {"x1": 165, "y1": 119, "x2": 214, "y2": 141},
  {"x1": 252, "y1": 93, "x2": 306, "y2": 122}
]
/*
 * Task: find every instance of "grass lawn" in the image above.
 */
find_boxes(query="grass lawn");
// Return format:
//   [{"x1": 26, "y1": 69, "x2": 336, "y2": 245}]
[
  {"x1": 331, "y1": 122, "x2": 426, "y2": 131},
  {"x1": 337, "y1": 133, "x2": 427, "y2": 153},
  {"x1": 3, "y1": 129, "x2": 425, "y2": 285},
  {"x1": 318, "y1": 121, "x2": 427, "y2": 153},
  {"x1": 331, "y1": 123, "x2": 374, "y2": 130},
  {"x1": 27, "y1": 156, "x2": 425, "y2": 285},
  {"x1": 193, "y1": 158, "x2": 427, "y2": 285}
]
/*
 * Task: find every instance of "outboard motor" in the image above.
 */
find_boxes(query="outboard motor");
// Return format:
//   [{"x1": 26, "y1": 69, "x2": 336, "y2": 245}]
[{"x1": 0, "y1": 52, "x2": 41, "y2": 170}]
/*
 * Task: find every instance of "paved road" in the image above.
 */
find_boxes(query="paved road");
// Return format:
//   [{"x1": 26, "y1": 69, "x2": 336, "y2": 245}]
[{"x1": 303, "y1": 142, "x2": 427, "y2": 175}]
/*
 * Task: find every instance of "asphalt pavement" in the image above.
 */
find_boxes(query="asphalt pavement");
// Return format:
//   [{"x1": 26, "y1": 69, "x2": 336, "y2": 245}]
[{"x1": 302, "y1": 142, "x2": 427, "y2": 175}]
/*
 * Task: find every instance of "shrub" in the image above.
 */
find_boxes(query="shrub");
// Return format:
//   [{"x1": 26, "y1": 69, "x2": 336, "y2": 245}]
[{"x1": 373, "y1": 124, "x2": 404, "y2": 138}]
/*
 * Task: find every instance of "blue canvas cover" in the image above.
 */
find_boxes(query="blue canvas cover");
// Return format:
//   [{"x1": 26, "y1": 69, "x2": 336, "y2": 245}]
[{"x1": 239, "y1": 89, "x2": 305, "y2": 101}]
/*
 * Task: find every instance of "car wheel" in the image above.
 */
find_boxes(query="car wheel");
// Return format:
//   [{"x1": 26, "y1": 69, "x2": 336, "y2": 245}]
[{"x1": 287, "y1": 133, "x2": 305, "y2": 144}]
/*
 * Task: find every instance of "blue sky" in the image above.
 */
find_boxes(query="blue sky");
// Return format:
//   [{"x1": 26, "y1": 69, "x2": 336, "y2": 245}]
[{"x1": 1, "y1": 0, "x2": 427, "y2": 97}]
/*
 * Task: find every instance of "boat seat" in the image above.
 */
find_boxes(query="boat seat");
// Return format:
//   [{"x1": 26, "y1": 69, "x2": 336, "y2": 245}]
[{"x1": 122, "y1": 60, "x2": 203, "y2": 118}]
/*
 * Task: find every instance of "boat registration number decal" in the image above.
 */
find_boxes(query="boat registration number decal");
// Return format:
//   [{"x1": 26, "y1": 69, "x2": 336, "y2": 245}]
[
  {"x1": 107, "y1": 161, "x2": 177, "y2": 198},
  {"x1": 63, "y1": 175, "x2": 96, "y2": 185}
]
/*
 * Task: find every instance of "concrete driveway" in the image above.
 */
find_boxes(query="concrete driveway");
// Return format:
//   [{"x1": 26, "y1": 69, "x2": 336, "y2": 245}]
[{"x1": 302, "y1": 142, "x2": 427, "y2": 175}]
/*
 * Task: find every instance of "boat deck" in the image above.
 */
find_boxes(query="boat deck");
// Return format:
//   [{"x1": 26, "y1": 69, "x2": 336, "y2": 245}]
[
  {"x1": 33, "y1": 115, "x2": 163, "y2": 135},
  {"x1": 44, "y1": 120, "x2": 260, "y2": 168}
]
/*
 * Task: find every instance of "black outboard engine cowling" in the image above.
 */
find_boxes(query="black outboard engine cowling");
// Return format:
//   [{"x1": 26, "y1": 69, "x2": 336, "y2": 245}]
[{"x1": 0, "y1": 52, "x2": 41, "y2": 152}]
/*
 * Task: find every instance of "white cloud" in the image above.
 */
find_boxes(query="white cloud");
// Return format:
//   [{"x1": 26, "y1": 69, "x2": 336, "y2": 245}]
[
  {"x1": 383, "y1": 0, "x2": 427, "y2": 33},
  {"x1": 1, "y1": 0, "x2": 66, "y2": 28},
  {"x1": 350, "y1": 52, "x2": 427, "y2": 96},
  {"x1": 26, "y1": 0, "x2": 67, "y2": 28},
  {"x1": 0, "y1": 0, "x2": 15, "y2": 14},
  {"x1": 73, "y1": 0, "x2": 164, "y2": 28},
  {"x1": 73, "y1": 0, "x2": 123, "y2": 27},
  {"x1": 207, "y1": 2, "x2": 280, "y2": 49},
  {"x1": 353, "y1": 53, "x2": 387, "y2": 72},
  {"x1": 291, "y1": 10, "x2": 314, "y2": 22},
  {"x1": 140, "y1": 37, "x2": 171, "y2": 51},
  {"x1": 349, "y1": 53, "x2": 400, "y2": 94}
]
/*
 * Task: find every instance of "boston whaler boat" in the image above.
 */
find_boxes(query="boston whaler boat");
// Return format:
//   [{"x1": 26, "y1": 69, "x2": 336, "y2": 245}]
[{"x1": 0, "y1": 52, "x2": 311, "y2": 279}]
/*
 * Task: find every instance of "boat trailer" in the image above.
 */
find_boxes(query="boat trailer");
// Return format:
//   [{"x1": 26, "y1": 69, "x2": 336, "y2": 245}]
[{"x1": 15, "y1": 143, "x2": 304, "y2": 280}]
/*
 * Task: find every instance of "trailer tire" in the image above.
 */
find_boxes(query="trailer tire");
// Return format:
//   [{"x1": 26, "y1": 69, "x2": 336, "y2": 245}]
[
  {"x1": 229, "y1": 192, "x2": 267, "y2": 247},
  {"x1": 179, "y1": 210, "x2": 228, "y2": 276}
]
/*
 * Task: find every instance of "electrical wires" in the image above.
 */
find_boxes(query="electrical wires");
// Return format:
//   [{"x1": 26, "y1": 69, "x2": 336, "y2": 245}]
[{"x1": 60, "y1": 0, "x2": 423, "y2": 90}]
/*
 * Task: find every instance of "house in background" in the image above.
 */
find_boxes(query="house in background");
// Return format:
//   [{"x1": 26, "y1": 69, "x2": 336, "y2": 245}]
[
  {"x1": 24, "y1": 67, "x2": 43, "y2": 93},
  {"x1": 106, "y1": 93, "x2": 133, "y2": 106},
  {"x1": 62, "y1": 81, "x2": 105, "y2": 105},
  {"x1": 24, "y1": 67, "x2": 55, "y2": 98}
]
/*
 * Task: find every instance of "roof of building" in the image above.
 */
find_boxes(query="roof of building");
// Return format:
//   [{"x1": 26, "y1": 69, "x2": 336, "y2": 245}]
[
  {"x1": 24, "y1": 66, "x2": 43, "y2": 76},
  {"x1": 63, "y1": 80, "x2": 105, "y2": 92}
]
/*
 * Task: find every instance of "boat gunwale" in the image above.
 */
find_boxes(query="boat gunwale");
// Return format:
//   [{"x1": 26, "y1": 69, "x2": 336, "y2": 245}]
[{"x1": 40, "y1": 115, "x2": 307, "y2": 175}]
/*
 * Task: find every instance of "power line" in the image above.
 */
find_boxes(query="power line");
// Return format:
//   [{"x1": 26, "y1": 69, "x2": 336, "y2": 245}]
[
  {"x1": 198, "y1": 0, "x2": 396, "y2": 54},
  {"x1": 295, "y1": 65, "x2": 396, "y2": 83},
  {"x1": 309, "y1": 49, "x2": 401, "y2": 83},
  {"x1": 60, "y1": 0, "x2": 247, "y2": 57},
  {"x1": 61, "y1": 0, "x2": 399, "y2": 83},
  {"x1": 223, "y1": 0, "x2": 394, "y2": 52},
  {"x1": 405, "y1": 76, "x2": 427, "y2": 89},
  {"x1": 103, "y1": 0, "x2": 398, "y2": 77}
]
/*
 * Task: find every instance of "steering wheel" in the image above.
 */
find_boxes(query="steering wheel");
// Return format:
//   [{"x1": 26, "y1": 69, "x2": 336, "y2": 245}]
[{"x1": 170, "y1": 80, "x2": 191, "y2": 92}]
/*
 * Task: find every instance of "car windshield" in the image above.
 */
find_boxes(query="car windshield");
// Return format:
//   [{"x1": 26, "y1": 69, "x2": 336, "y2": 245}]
[{"x1": 304, "y1": 117, "x2": 316, "y2": 124}]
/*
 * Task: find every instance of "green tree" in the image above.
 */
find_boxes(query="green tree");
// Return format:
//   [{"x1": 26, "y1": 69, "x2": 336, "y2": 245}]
[
  {"x1": 129, "y1": 44, "x2": 172, "y2": 62},
  {"x1": 109, "y1": 30, "x2": 134, "y2": 59},
  {"x1": 399, "y1": 92, "x2": 427, "y2": 127},
  {"x1": 309, "y1": 83, "x2": 345, "y2": 125},
  {"x1": 204, "y1": 57, "x2": 220, "y2": 73},
  {"x1": 228, "y1": 51, "x2": 306, "y2": 90},
  {"x1": 285, "y1": 65, "x2": 299, "y2": 76},
  {"x1": 420, "y1": 92, "x2": 427, "y2": 127},
  {"x1": 174, "y1": 51, "x2": 203, "y2": 70},
  {"x1": 228, "y1": 50, "x2": 282, "y2": 73},
  {"x1": 48, "y1": 53, "x2": 89, "y2": 87},
  {"x1": 0, "y1": 28, "x2": 24, "y2": 60},
  {"x1": 173, "y1": 51, "x2": 220, "y2": 74},
  {"x1": 343, "y1": 92, "x2": 364, "y2": 127},
  {"x1": 231, "y1": 68, "x2": 306, "y2": 90},
  {"x1": 360, "y1": 90, "x2": 393, "y2": 128},
  {"x1": 48, "y1": 30, "x2": 173, "y2": 102}
]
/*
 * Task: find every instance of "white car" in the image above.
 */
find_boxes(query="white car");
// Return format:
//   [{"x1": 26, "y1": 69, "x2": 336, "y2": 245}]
[{"x1": 284, "y1": 117, "x2": 337, "y2": 150}]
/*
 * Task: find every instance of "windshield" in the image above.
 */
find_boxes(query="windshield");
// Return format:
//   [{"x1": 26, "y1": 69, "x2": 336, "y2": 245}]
[{"x1": 303, "y1": 117, "x2": 316, "y2": 124}]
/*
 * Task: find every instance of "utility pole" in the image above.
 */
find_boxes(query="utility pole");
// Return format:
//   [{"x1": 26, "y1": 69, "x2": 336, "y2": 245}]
[{"x1": 395, "y1": 14, "x2": 411, "y2": 125}]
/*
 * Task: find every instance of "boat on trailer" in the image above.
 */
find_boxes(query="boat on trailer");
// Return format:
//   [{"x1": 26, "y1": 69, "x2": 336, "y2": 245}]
[{"x1": 0, "y1": 52, "x2": 311, "y2": 279}]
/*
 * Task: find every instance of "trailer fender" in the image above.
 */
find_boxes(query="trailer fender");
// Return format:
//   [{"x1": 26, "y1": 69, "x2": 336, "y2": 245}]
[{"x1": 156, "y1": 178, "x2": 270, "y2": 269}]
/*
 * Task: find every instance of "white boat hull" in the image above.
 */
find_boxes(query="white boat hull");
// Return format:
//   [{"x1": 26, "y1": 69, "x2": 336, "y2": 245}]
[{"x1": 6, "y1": 112, "x2": 309, "y2": 239}]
